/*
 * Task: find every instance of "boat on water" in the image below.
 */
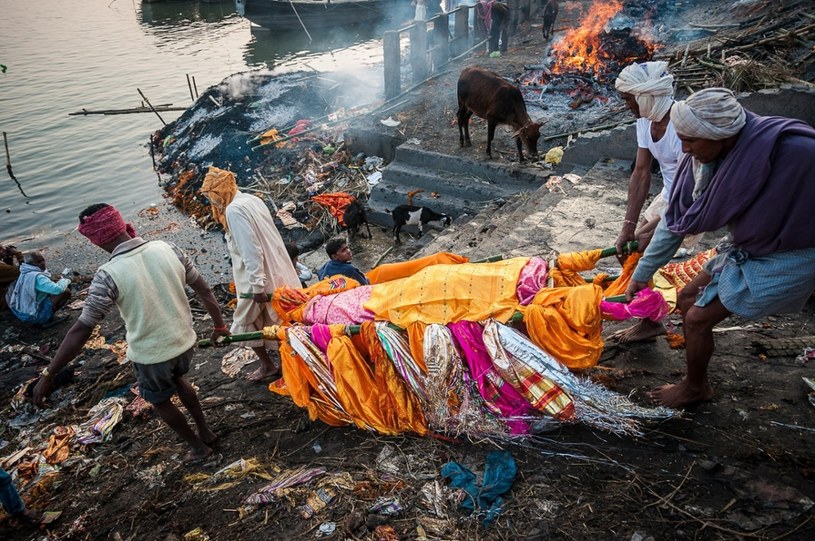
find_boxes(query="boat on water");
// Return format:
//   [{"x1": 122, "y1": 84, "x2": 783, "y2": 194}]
[{"x1": 239, "y1": 0, "x2": 413, "y2": 32}]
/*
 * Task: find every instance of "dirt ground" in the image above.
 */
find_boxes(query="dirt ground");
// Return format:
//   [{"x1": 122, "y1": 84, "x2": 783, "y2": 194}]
[{"x1": 3, "y1": 1, "x2": 815, "y2": 540}]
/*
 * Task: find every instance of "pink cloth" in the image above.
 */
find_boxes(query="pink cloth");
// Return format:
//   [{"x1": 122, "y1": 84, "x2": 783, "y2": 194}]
[
  {"x1": 78, "y1": 205, "x2": 137, "y2": 246},
  {"x1": 310, "y1": 324, "x2": 333, "y2": 353},
  {"x1": 516, "y1": 257, "x2": 548, "y2": 305},
  {"x1": 448, "y1": 321, "x2": 532, "y2": 434},
  {"x1": 304, "y1": 286, "x2": 375, "y2": 325},
  {"x1": 601, "y1": 288, "x2": 670, "y2": 321}
]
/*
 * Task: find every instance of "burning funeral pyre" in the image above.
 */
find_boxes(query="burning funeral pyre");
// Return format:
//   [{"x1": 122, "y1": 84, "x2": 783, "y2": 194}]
[{"x1": 522, "y1": 0, "x2": 659, "y2": 110}]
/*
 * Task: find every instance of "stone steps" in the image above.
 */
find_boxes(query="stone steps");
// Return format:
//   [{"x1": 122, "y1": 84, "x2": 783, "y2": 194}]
[
  {"x1": 366, "y1": 144, "x2": 549, "y2": 232},
  {"x1": 415, "y1": 157, "x2": 633, "y2": 264}
]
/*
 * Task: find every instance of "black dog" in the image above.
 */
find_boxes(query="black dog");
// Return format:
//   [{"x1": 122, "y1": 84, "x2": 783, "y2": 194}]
[{"x1": 343, "y1": 199, "x2": 372, "y2": 239}]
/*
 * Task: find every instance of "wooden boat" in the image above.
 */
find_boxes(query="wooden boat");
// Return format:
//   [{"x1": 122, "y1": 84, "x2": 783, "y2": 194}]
[{"x1": 240, "y1": 0, "x2": 412, "y2": 31}]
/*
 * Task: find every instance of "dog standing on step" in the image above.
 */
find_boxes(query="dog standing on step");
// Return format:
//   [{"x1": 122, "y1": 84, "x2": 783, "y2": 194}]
[{"x1": 391, "y1": 205, "x2": 451, "y2": 244}]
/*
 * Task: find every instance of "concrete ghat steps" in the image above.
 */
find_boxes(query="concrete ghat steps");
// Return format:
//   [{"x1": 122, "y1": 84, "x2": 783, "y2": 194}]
[
  {"x1": 366, "y1": 144, "x2": 549, "y2": 230},
  {"x1": 414, "y1": 158, "x2": 632, "y2": 263}
]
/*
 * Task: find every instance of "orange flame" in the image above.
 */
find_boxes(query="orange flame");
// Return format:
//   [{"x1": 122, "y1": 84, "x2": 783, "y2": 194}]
[{"x1": 551, "y1": 0, "x2": 623, "y2": 75}]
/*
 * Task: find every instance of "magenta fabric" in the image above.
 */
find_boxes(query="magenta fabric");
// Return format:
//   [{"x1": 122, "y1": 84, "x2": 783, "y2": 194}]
[
  {"x1": 516, "y1": 257, "x2": 548, "y2": 306},
  {"x1": 304, "y1": 285, "x2": 375, "y2": 325},
  {"x1": 309, "y1": 324, "x2": 333, "y2": 353},
  {"x1": 448, "y1": 320, "x2": 532, "y2": 434},
  {"x1": 78, "y1": 205, "x2": 138, "y2": 246},
  {"x1": 601, "y1": 288, "x2": 670, "y2": 322},
  {"x1": 666, "y1": 112, "x2": 815, "y2": 256}
]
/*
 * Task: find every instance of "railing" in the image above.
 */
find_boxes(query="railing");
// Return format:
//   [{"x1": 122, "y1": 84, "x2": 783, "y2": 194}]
[{"x1": 382, "y1": 0, "x2": 539, "y2": 100}]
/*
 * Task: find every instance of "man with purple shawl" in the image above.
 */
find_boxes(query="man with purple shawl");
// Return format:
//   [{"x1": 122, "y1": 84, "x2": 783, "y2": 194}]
[{"x1": 625, "y1": 87, "x2": 815, "y2": 408}]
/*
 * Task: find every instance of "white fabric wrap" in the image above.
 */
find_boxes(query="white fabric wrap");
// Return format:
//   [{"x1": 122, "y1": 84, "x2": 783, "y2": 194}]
[
  {"x1": 615, "y1": 61, "x2": 675, "y2": 121},
  {"x1": 670, "y1": 87, "x2": 746, "y2": 140}
]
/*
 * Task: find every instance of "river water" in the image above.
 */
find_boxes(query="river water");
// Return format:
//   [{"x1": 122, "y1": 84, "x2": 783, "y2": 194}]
[{"x1": 0, "y1": 0, "x2": 391, "y2": 248}]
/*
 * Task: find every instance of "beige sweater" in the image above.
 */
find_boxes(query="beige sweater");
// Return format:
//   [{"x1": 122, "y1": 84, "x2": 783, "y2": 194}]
[{"x1": 99, "y1": 241, "x2": 196, "y2": 364}]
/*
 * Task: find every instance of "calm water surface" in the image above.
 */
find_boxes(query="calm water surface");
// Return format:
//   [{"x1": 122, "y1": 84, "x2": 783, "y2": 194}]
[{"x1": 0, "y1": 0, "x2": 389, "y2": 247}]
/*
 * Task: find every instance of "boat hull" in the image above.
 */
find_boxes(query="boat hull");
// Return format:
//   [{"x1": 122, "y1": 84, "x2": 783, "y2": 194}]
[{"x1": 243, "y1": 0, "x2": 410, "y2": 31}]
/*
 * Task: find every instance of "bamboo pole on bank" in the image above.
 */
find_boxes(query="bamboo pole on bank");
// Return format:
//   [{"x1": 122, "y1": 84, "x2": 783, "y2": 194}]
[{"x1": 136, "y1": 88, "x2": 167, "y2": 126}]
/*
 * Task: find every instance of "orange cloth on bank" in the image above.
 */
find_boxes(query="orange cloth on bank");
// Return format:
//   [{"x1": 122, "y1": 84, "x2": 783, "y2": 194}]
[
  {"x1": 269, "y1": 326, "x2": 350, "y2": 427},
  {"x1": 361, "y1": 322, "x2": 428, "y2": 435},
  {"x1": 549, "y1": 249, "x2": 603, "y2": 287},
  {"x1": 310, "y1": 193, "x2": 356, "y2": 226},
  {"x1": 365, "y1": 257, "x2": 530, "y2": 327},
  {"x1": 602, "y1": 252, "x2": 642, "y2": 296},
  {"x1": 326, "y1": 324, "x2": 427, "y2": 435},
  {"x1": 366, "y1": 252, "x2": 470, "y2": 285},
  {"x1": 521, "y1": 284, "x2": 604, "y2": 370}
]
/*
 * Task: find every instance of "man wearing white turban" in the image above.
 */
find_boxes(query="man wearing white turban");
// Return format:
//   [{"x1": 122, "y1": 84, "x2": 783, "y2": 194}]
[
  {"x1": 611, "y1": 61, "x2": 699, "y2": 343},
  {"x1": 626, "y1": 87, "x2": 815, "y2": 408}
]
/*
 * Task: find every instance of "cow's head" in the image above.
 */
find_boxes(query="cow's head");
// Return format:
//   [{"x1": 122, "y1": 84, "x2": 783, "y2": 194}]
[{"x1": 513, "y1": 122, "x2": 542, "y2": 157}]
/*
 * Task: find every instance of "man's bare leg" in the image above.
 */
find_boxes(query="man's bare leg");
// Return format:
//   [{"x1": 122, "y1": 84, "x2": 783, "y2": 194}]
[
  {"x1": 650, "y1": 273, "x2": 731, "y2": 407},
  {"x1": 152, "y1": 399, "x2": 212, "y2": 463},
  {"x1": 607, "y1": 318, "x2": 666, "y2": 343},
  {"x1": 175, "y1": 376, "x2": 217, "y2": 446},
  {"x1": 246, "y1": 346, "x2": 279, "y2": 381}
]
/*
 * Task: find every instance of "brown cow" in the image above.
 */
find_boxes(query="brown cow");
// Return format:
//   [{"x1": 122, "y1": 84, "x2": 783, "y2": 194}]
[
  {"x1": 542, "y1": 0, "x2": 559, "y2": 40},
  {"x1": 457, "y1": 66, "x2": 541, "y2": 162}
]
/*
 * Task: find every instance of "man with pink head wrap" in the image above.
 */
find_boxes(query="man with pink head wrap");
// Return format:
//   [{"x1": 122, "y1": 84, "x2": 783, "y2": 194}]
[{"x1": 33, "y1": 203, "x2": 230, "y2": 464}]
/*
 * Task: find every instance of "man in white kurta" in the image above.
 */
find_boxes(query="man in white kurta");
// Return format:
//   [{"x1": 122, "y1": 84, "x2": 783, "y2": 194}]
[{"x1": 201, "y1": 167, "x2": 301, "y2": 381}]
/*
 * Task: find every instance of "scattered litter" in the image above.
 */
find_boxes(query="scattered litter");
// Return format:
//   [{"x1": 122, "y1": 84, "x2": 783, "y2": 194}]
[
  {"x1": 76, "y1": 397, "x2": 127, "y2": 445},
  {"x1": 41, "y1": 510, "x2": 62, "y2": 524},
  {"x1": 406, "y1": 138, "x2": 422, "y2": 145},
  {"x1": 316, "y1": 522, "x2": 336, "y2": 538},
  {"x1": 220, "y1": 347, "x2": 258, "y2": 378},
  {"x1": 796, "y1": 347, "x2": 815, "y2": 364},
  {"x1": 137, "y1": 205, "x2": 160, "y2": 219},
  {"x1": 244, "y1": 467, "x2": 326, "y2": 506},
  {"x1": 380, "y1": 116, "x2": 400, "y2": 127},
  {"x1": 297, "y1": 487, "x2": 336, "y2": 519},
  {"x1": 183, "y1": 527, "x2": 211, "y2": 541},
  {"x1": 544, "y1": 146, "x2": 564, "y2": 164},
  {"x1": 544, "y1": 175, "x2": 565, "y2": 193},
  {"x1": 563, "y1": 173, "x2": 581, "y2": 183},
  {"x1": 369, "y1": 497, "x2": 403, "y2": 516},
  {"x1": 136, "y1": 463, "x2": 167, "y2": 489},
  {"x1": 373, "y1": 524, "x2": 400, "y2": 541},
  {"x1": 366, "y1": 171, "x2": 382, "y2": 186},
  {"x1": 441, "y1": 451, "x2": 516, "y2": 526}
]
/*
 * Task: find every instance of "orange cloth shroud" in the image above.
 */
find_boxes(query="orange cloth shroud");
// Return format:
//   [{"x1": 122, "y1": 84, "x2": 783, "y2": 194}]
[
  {"x1": 366, "y1": 252, "x2": 469, "y2": 284},
  {"x1": 269, "y1": 326, "x2": 351, "y2": 427},
  {"x1": 365, "y1": 257, "x2": 530, "y2": 327},
  {"x1": 522, "y1": 284, "x2": 604, "y2": 370}
]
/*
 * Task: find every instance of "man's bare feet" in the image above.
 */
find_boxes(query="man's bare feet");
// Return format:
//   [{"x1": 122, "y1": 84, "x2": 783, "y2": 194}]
[
  {"x1": 183, "y1": 443, "x2": 213, "y2": 465},
  {"x1": 648, "y1": 378, "x2": 714, "y2": 408},
  {"x1": 17, "y1": 508, "x2": 43, "y2": 527},
  {"x1": 245, "y1": 363, "x2": 281, "y2": 382},
  {"x1": 607, "y1": 319, "x2": 666, "y2": 344},
  {"x1": 199, "y1": 428, "x2": 218, "y2": 447}
]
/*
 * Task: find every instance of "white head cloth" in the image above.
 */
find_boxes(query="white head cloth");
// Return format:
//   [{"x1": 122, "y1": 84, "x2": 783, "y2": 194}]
[
  {"x1": 614, "y1": 61, "x2": 674, "y2": 121},
  {"x1": 670, "y1": 87, "x2": 746, "y2": 141}
]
